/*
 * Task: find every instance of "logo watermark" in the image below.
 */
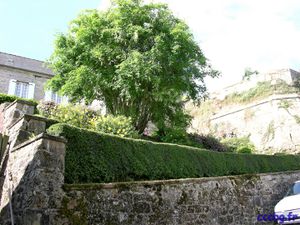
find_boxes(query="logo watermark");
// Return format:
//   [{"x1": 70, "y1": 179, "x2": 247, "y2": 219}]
[{"x1": 257, "y1": 212, "x2": 298, "y2": 224}]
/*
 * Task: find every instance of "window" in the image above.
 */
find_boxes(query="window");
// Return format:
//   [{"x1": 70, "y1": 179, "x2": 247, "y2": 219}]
[
  {"x1": 8, "y1": 79, "x2": 35, "y2": 99},
  {"x1": 15, "y1": 81, "x2": 29, "y2": 98},
  {"x1": 44, "y1": 90, "x2": 68, "y2": 104},
  {"x1": 51, "y1": 92, "x2": 62, "y2": 104},
  {"x1": 286, "y1": 182, "x2": 300, "y2": 196}
]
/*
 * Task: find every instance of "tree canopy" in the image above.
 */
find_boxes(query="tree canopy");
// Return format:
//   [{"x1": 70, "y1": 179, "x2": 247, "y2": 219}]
[{"x1": 47, "y1": 0, "x2": 218, "y2": 133}]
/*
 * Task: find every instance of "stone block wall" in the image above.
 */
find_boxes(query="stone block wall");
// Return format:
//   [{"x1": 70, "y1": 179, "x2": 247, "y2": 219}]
[
  {"x1": 0, "y1": 100, "x2": 66, "y2": 225},
  {"x1": 0, "y1": 134, "x2": 66, "y2": 225},
  {"x1": 62, "y1": 171, "x2": 300, "y2": 225}
]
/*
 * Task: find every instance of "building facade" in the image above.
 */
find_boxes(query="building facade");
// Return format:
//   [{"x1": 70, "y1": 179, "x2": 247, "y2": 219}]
[{"x1": 0, "y1": 52, "x2": 66, "y2": 103}]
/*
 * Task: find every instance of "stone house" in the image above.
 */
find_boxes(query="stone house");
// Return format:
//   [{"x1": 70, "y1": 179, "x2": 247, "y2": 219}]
[{"x1": 0, "y1": 51, "x2": 67, "y2": 104}]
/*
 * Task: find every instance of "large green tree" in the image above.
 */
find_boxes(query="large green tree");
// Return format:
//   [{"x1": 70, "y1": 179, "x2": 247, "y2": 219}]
[{"x1": 47, "y1": 0, "x2": 218, "y2": 134}]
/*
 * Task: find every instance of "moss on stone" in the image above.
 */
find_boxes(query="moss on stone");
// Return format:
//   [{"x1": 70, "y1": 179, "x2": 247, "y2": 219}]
[{"x1": 60, "y1": 196, "x2": 88, "y2": 225}]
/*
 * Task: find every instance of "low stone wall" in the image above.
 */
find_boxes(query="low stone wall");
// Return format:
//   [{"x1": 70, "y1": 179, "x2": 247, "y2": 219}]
[{"x1": 62, "y1": 171, "x2": 300, "y2": 225}]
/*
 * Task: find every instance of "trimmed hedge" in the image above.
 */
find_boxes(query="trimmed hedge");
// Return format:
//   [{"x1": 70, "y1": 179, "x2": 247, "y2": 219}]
[
  {"x1": 47, "y1": 123, "x2": 300, "y2": 184},
  {"x1": 0, "y1": 93, "x2": 38, "y2": 106}
]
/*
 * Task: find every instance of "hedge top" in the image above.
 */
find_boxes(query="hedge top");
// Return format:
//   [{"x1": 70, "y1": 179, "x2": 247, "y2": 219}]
[
  {"x1": 47, "y1": 123, "x2": 300, "y2": 184},
  {"x1": 0, "y1": 93, "x2": 38, "y2": 106}
]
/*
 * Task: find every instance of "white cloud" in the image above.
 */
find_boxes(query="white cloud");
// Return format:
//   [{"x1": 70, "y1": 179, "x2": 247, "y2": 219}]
[{"x1": 98, "y1": 0, "x2": 300, "y2": 90}]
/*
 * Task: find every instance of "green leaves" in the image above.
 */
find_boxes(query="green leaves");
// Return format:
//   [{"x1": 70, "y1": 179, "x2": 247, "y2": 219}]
[
  {"x1": 47, "y1": 123, "x2": 300, "y2": 184},
  {"x1": 47, "y1": 0, "x2": 217, "y2": 133}
]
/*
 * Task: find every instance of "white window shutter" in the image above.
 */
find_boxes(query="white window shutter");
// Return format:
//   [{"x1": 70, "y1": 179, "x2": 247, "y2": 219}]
[
  {"x1": 62, "y1": 96, "x2": 69, "y2": 104},
  {"x1": 44, "y1": 90, "x2": 52, "y2": 101},
  {"x1": 8, "y1": 79, "x2": 17, "y2": 95},
  {"x1": 28, "y1": 83, "x2": 35, "y2": 99}
]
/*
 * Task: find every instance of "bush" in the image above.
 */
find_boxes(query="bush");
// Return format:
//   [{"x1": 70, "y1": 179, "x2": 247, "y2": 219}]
[
  {"x1": 38, "y1": 103, "x2": 96, "y2": 129},
  {"x1": 155, "y1": 129, "x2": 228, "y2": 152},
  {"x1": 158, "y1": 127, "x2": 190, "y2": 145},
  {"x1": 37, "y1": 101, "x2": 57, "y2": 117},
  {"x1": 38, "y1": 102, "x2": 138, "y2": 138},
  {"x1": 47, "y1": 123, "x2": 300, "y2": 184},
  {"x1": 221, "y1": 137, "x2": 255, "y2": 154},
  {"x1": 188, "y1": 133, "x2": 228, "y2": 152},
  {"x1": 0, "y1": 93, "x2": 38, "y2": 106},
  {"x1": 91, "y1": 115, "x2": 138, "y2": 138}
]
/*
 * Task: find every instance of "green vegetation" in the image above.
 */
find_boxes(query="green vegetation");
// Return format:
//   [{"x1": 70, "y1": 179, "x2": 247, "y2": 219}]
[
  {"x1": 242, "y1": 67, "x2": 258, "y2": 81},
  {"x1": 188, "y1": 80, "x2": 300, "y2": 127},
  {"x1": 47, "y1": 0, "x2": 218, "y2": 135},
  {"x1": 47, "y1": 123, "x2": 300, "y2": 184},
  {"x1": 38, "y1": 102, "x2": 138, "y2": 138},
  {"x1": 92, "y1": 115, "x2": 138, "y2": 138},
  {"x1": 221, "y1": 137, "x2": 255, "y2": 154},
  {"x1": 0, "y1": 93, "x2": 38, "y2": 106},
  {"x1": 38, "y1": 102, "x2": 96, "y2": 129},
  {"x1": 278, "y1": 99, "x2": 292, "y2": 110},
  {"x1": 262, "y1": 121, "x2": 275, "y2": 144},
  {"x1": 294, "y1": 115, "x2": 300, "y2": 125},
  {"x1": 223, "y1": 80, "x2": 299, "y2": 105}
]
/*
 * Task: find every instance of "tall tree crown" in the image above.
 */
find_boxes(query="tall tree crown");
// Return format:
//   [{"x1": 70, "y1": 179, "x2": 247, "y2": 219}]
[{"x1": 47, "y1": 0, "x2": 218, "y2": 133}]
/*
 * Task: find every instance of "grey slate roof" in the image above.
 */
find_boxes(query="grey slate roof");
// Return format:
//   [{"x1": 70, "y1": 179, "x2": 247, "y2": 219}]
[{"x1": 0, "y1": 52, "x2": 54, "y2": 76}]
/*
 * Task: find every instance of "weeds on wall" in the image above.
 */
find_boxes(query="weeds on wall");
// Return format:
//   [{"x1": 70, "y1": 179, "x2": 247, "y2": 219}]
[
  {"x1": 262, "y1": 120, "x2": 275, "y2": 144},
  {"x1": 223, "y1": 80, "x2": 299, "y2": 106},
  {"x1": 293, "y1": 115, "x2": 300, "y2": 125}
]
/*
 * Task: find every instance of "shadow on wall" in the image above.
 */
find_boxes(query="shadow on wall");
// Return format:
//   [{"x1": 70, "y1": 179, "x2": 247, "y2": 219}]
[{"x1": 0, "y1": 135, "x2": 66, "y2": 225}]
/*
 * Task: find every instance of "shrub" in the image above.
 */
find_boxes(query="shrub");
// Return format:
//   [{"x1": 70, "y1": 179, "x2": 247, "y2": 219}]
[
  {"x1": 0, "y1": 93, "x2": 38, "y2": 106},
  {"x1": 38, "y1": 102, "x2": 138, "y2": 138},
  {"x1": 91, "y1": 115, "x2": 138, "y2": 138},
  {"x1": 47, "y1": 123, "x2": 300, "y2": 184},
  {"x1": 158, "y1": 127, "x2": 190, "y2": 145},
  {"x1": 37, "y1": 101, "x2": 57, "y2": 117},
  {"x1": 38, "y1": 103, "x2": 96, "y2": 129},
  {"x1": 188, "y1": 133, "x2": 228, "y2": 152},
  {"x1": 221, "y1": 137, "x2": 255, "y2": 154},
  {"x1": 155, "y1": 129, "x2": 228, "y2": 152}
]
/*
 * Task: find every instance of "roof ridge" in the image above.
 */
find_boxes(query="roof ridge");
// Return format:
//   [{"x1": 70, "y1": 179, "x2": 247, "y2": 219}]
[{"x1": 0, "y1": 51, "x2": 47, "y2": 63}]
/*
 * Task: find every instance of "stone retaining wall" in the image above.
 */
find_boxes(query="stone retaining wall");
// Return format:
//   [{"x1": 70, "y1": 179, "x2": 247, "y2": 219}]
[
  {"x1": 190, "y1": 94, "x2": 300, "y2": 154},
  {"x1": 61, "y1": 171, "x2": 300, "y2": 225}
]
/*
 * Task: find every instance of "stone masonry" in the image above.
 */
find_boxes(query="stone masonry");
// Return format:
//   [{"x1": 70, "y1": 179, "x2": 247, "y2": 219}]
[
  {"x1": 62, "y1": 171, "x2": 300, "y2": 225},
  {"x1": 189, "y1": 94, "x2": 300, "y2": 154},
  {"x1": 0, "y1": 100, "x2": 66, "y2": 225}
]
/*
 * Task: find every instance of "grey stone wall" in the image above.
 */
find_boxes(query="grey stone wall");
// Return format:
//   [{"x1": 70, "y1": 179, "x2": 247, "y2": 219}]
[
  {"x1": 0, "y1": 100, "x2": 66, "y2": 225},
  {"x1": 189, "y1": 94, "x2": 300, "y2": 154},
  {"x1": 62, "y1": 171, "x2": 300, "y2": 225},
  {"x1": 0, "y1": 134, "x2": 66, "y2": 225}
]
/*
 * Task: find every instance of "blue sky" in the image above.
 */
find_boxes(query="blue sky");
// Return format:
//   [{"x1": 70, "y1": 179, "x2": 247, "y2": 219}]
[
  {"x1": 0, "y1": 0, "x2": 100, "y2": 60},
  {"x1": 2, "y1": 0, "x2": 300, "y2": 90}
]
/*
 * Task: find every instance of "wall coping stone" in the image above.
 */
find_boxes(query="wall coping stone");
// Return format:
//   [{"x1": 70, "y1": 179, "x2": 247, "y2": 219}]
[
  {"x1": 211, "y1": 93, "x2": 300, "y2": 121},
  {"x1": 63, "y1": 170, "x2": 300, "y2": 191},
  {"x1": 4, "y1": 99, "x2": 36, "y2": 112},
  {"x1": 12, "y1": 132, "x2": 67, "y2": 152},
  {"x1": 7, "y1": 114, "x2": 58, "y2": 130}
]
